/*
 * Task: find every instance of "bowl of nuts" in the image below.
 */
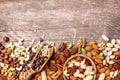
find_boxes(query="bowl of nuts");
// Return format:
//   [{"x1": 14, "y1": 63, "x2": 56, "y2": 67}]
[{"x1": 63, "y1": 54, "x2": 96, "y2": 80}]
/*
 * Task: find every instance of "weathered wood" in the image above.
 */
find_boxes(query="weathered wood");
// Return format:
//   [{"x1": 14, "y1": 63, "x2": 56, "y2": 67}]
[{"x1": 0, "y1": 0, "x2": 120, "y2": 46}]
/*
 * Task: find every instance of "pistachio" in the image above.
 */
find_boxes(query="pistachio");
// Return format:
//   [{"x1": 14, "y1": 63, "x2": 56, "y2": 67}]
[{"x1": 67, "y1": 43, "x2": 73, "y2": 49}]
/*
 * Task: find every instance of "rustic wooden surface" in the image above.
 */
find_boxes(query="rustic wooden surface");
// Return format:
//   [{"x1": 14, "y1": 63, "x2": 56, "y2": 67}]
[{"x1": 0, "y1": 0, "x2": 120, "y2": 46}]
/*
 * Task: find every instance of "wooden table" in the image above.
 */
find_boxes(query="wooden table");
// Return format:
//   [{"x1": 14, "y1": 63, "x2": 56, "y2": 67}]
[{"x1": 0, "y1": 0, "x2": 120, "y2": 46}]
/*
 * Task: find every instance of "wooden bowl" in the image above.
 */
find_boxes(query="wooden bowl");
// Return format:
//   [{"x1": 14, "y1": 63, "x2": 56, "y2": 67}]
[{"x1": 63, "y1": 54, "x2": 96, "y2": 80}]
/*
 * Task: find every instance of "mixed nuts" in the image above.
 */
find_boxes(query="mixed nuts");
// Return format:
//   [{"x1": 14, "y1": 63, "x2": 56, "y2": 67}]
[{"x1": 0, "y1": 35, "x2": 120, "y2": 80}]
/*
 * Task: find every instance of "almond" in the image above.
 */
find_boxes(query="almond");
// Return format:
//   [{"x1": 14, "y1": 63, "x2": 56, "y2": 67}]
[
  {"x1": 105, "y1": 69, "x2": 110, "y2": 76},
  {"x1": 87, "y1": 52, "x2": 92, "y2": 58},
  {"x1": 94, "y1": 58, "x2": 102, "y2": 63},
  {"x1": 92, "y1": 52, "x2": 98, "y2": 56},
  {"x1": 114, "y1": 51, "x2": 120, "y2": 56},
  {"x1": 70, "y1": 76, "x2": 77, "y2": 80},
  {"x1": 96, "y1": 55, "x2": 104, "y2": 60},
  {"x1": 85, "y1": 45, "x2": 93, "y2": 51},
  {"x1": 99, "y1": 68, "x2": 106, "y2": 73},
  {"x1": 105, "y1": 76, "x2": 111, "y2": 80},
  {"x1": 92, "y1": 44, "x2": 99, "y2": 50},
  {"x1": 88, "y1": 41, "x2": 96, "y2": 46}
]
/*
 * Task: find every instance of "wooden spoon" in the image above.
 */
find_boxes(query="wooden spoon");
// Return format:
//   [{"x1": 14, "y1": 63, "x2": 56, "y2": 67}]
[{"x1": 26, "y1": 47, "x2": 54, "y2": 80}]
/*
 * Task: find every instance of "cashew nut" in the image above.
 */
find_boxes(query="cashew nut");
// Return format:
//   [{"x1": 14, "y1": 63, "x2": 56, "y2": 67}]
[
  {"x1": 16, "y1": 66, "x2": 22, "y2": 71},
  {"x1": 25, "y1": 55, "x2": 29, "y2": 61},
  {"x1": 21, "y1": 52, "x2": 27, "y2": 57}
]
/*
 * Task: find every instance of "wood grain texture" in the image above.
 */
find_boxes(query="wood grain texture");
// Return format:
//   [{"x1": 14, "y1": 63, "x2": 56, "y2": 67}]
[{"x1": 0, "y1": 0, "x2": 120, "y2": 46}]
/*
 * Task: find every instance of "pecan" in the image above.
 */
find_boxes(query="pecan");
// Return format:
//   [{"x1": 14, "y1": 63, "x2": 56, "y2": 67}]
[
  {"x1": 70, "y1": 47, "x2": 78, "y2": 55},
  {"x1": 67, "y1": 66, "x2": 78, "y2": 75},
  {"x1": 58, "y1": 42, "x2": 66, "y2": 52},
  {"x1": 48, "y1": 64, "x2": 58, "y2": 72},
  {"x1": 59, "y1": 54, "x2": 66, "y2": 64},
  {"x1": 55, "y1": 64, "x2": 63, "y2": 71},
  {"x1": 53, "y1": 52, "x2": 60, "y2": 60},
  {"x1": 63, "y1": 49, "x2": 70, "y2": 58}
]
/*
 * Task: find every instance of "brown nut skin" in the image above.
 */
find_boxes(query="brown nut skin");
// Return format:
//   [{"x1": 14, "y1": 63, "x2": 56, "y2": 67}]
[
  {"x1": 4, "y1": 55, "x2": 9, "y2": 60},
  {"x1": 13, "y1": 57, "x2": 17, "y2": 61},
  {"x1": 16, "y1": 64, "x2": 21, "y2": 67},
  {"x1": 0, "y1": 46, "x2": 5, "y2": 50},
  {"x1": 6, "y1": 49, "x2": 12, "y2": 55},
  {"x1": 63, "y1": 49, "x2": 70, "y2": 58},
  {"x1": 70, "y1": 47, "x2": 78, "y2": 55},
  {"x1": 58, "y1": 42, "x2": 67, "y2": 52},
  {"x1": 0, "y1": 59, "x2": 4, "y2": 62},
  {"x1": 8, "y1": 57, "x2": 13, "y2": 62},
  {"x1": 3, "y1": 36, "x2": 9, "y2": 42},
  {"x1": 2, "y1": 48, "x2": 8, "y2": 53},
  {"x1": 0, "y1": 53, "x2": 4, "y2": 57},
  {"x1": 4, "y1": 60, "x2": 9, "y2": 64}
]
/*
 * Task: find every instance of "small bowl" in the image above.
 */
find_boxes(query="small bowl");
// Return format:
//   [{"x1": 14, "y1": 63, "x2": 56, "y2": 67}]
[{"x1": 63, "y1": 54, "x2": 96, "y2": 80}]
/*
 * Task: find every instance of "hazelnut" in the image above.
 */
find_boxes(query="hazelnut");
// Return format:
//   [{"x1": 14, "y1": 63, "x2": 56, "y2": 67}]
[
  {"x1": 0, "y1": 46, "x2": 5, "y2": 50},
  {"x1": 8, "y1": 57, "x2": 13, "y2": 62},
  {"x1": 4, "y1": 55, "x2": 9, "y2": 59},
  {"x1": 16, "y1": 64, "x2": 21, "y2": 67},
  {"x1": 3, "y1": 36, "x2": 9, "y2": 42},
  {"x1": 13, "y1": 57, "x2": 17, "y2": 61},
  {"x1": 4, "y1": 60, "x2": 9, "y2": 64},
  {"x1": 0, "y1": 43, "x2": 2, "y2": 47},
  {"x1": 10, "y1": 63, "x2": 15, "y2": 67},
  {"x1": 6, "y1": 49, "x2": 12, "y2": 55},
  {"x1": 0, "y1": 59, "x2": 3, "y2": 62},
  {"x1": 2, "y1": 48, "x2": 7, "y2": 53},
  {"x1": 0, "y1": 66, "x2": 2, "y2": 71},
  {"x1": 0, "y1": 53, "x2": 4, "y2": 57}
]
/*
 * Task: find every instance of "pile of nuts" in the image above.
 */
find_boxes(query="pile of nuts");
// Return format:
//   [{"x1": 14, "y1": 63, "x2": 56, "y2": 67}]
[
  {"x1": 63, "y1": 55, "x2": 96, "y2": 80},
  {"x1": 0, "y1": 35, "x2": 120, "y2": 80},
  {"x1": 33, "y1": 35, "x2": 120, "y2": 80}
]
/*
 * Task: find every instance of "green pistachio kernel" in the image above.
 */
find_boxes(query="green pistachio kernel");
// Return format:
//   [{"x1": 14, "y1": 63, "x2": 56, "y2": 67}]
[
  {"x1": 63, "y1": 67, "x2": 67, "y2": 71},
  {"x1": 67, "y1": 43, "x2": 73, "y2": 49},
  {"x1": 49, "y1": 71, "x2": 55, "y2": 75},
  {"x1": 16, "y1": 54, "x2": 20, "y2": 58},
  {"x1": 9, "y1": 67, "x2": 16, "y2": 71},
  {"x1": 99, "y1": 52, "x2": 104, "y2": 56},
  {"x1": 81, "y1": 48, "x2": 86, "y2": 53},
  {"x1": 11, "y1": 45, "x2": 15, "y2": 50}
]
